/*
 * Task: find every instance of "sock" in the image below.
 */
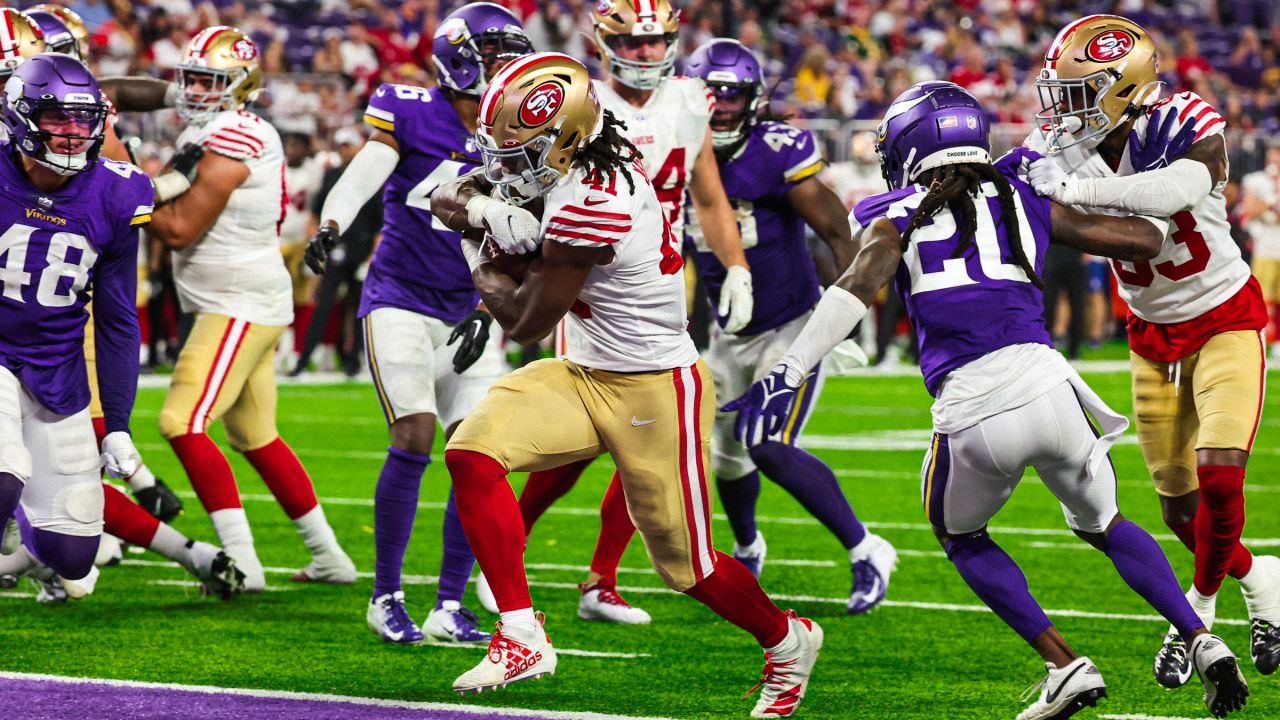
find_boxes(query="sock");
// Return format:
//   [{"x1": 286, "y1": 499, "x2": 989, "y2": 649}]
[
  {"x1": 587, "y1": 471, "x2": 636, "y2": 587},
  {"x1": 518, "y1": 458, "x2": 592, "y2": 532},
  {"x1": 499, "y1": 607, "x2": 538, "y2": 642},
  {"x1": 946, "y1": 532, "x2": 1052, "y2": 645},
  {"x1": 0, "y1": 472, "x2": 22, "y2": 527},
  {"x1": 293, "y1": 303, "x2": 315, "y2": 354},
  {"x1": 373, "y1": 446, "x2": 428, "y2": 598},
  {"x1": 685, "y1": 550, "x2": 790, "y2": 647},
  {"x1": 1168, "y1": 516, "x2": 1253, "y2": 579},
  {"x1": 209, "y1": 507, "x2": 255, "y2": 550},
  {"x1": 149, "y1": 524, "x2": 191, "y2": 563},
  {"x1": 169, "y1": 433, "x2": 242, "y2": 512},
  {"x1": 101, "y1": 483, "x2": 160, "y2": 547},
  {"x1": 292, "y1": 505, "x2": 339, "y2": 556},
  {"x1": 1105, "y1": 519, "x2": 1206, "y2": 637},
  {"x1": 436, "y1": 488, "x2": 476, "y2": 607},
  {"x1": 444, "y1": 449, "x2": 531, "y2": 612},
  {"x1": 750, "y1": 441, "x2": 866, "y2": 549},
  {"x1": 127, "y1": 464, "x2": 157, "y2": 491},
  {"x1": 244, "y1": 437, "x2": 319, "y2": 520},
  {"x1": 91, "y1": 416, "x2": 106, "y2": 448},
  {"x1": 1194, "y1": 465, "x2": 1248, "y2": 595},
  {"x1": 716, "y1": 470, "x2": 761, "y2": 547},
  {"x1": 27, "y1": 528, "x2": 98, "y2": 580}
]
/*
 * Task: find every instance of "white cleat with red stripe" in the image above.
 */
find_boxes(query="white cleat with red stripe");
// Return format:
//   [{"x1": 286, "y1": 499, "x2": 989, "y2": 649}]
[
  {"x1": 577, "y1": 582, "x2": 651, "y2": 624},
  {"x1": 452, "y1": 616, "x2": 557, "y2": 694},
  {"x1": 749, "y1": 611, "x2": 824, "y2": 718}
]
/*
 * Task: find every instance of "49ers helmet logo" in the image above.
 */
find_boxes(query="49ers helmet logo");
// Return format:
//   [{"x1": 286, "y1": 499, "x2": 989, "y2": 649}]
[
  {"x1": 232, "y1": 37, "x2": 257, "y2": 61},
  {"x1": 1085, "y1": 29, "x2": 1135, "y2": 62},
  {"x1": 519, "y1": 81, "x2": 563, "y2": 127}
]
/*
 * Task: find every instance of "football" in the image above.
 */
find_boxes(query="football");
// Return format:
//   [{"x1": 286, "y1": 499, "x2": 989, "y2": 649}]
[{"x1": 483, "y1": 236, "x2": 541, "y2": 282}]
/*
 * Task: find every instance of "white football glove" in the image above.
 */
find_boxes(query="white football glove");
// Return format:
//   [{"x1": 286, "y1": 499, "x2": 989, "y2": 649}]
[
  {"x1": 1027, "y1": 157, "x2": 1082, "y2": 207},
  {"x1": 101, "y1": 431, "x2": 142, "y2": 480},
  {"x1": 718, "y1": 264, "x2": 754, "y2": 334},
  {"x1": 466, "y1": 195, "x2": 541, "y2": 255}
]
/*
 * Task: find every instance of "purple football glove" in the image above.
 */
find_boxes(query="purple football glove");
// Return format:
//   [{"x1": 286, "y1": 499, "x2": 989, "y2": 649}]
[
  {"x1": 1129, "y1": 107, "x2": 1198, "y2": 172},
  {"x1": 721, "y1": 366, "x2": 807, "y2": 447}
]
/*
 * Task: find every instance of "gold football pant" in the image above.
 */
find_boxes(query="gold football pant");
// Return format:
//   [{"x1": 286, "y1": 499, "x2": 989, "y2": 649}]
[
  {"x1": 448, "y1": 358, "x2": 717, "y2": 591},
  {"x1": 1131, "y1": 330, "x2": 1266, "y2": 497}
]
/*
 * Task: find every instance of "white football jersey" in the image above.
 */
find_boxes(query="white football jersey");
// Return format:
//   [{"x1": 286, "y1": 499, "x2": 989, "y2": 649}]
[
  {"x1": 280, "y1": 155, "x2": 325, "y2": 246},
  {"x1": 594, "y1": 77, "x2": 714, "y2": 239},
  {"x1": 1030, "y1": 92, "x2": 1247, "y2": 324},
  {"x1": 541, "y1": 161, "x2": 698, "y2": 373},
  {"x1": 1242, "y1": 167, "x2": 1280, "y2": 260},
  {"x1": 173, "y1": 109, "x2": 292, "y2": 326}
]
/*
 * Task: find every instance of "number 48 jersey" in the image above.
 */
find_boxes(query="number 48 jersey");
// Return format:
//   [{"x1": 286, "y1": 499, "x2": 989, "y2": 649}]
[{"x1": 360, "y1": 83, "x2": 479, "y2": 324}]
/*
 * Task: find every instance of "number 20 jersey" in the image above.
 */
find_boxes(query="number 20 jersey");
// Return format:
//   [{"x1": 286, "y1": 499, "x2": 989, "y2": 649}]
[
  {"x1": 361, "y1": 83, "x2": 479, "y2": 324},
  {"x1": 852, "y1": 166, "x2": 1053, "y2": 396}
]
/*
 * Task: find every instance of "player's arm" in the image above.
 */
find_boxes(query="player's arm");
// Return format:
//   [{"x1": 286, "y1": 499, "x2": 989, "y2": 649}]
[
  {"x1": 93, "y1": 221, "x2": 144, "y2": 435},
  {"x1": 148, "y1": 152, "x2": 250, "y2": 250},
  {"x1": 688, "y1": 128, "x2": 748, "y2": 269},
  {"x1": 1048, "y1": 202, "x2": 1165, "y2": 261},
  {"x1": 98, "y1": 123, "x2": 131, "y2": 164},
  {"x1": 98, "y1": 76, "x2": 175, "y2": 113},
  {"x1": 305, "y1": 131, "x2": 400, "y2": 274},
  {"x1": 786, "y1": 176, "x2": 858, "y2": 280},
  {"x1": 467, "y1": 240, "x2": 610, "y2": 345}
]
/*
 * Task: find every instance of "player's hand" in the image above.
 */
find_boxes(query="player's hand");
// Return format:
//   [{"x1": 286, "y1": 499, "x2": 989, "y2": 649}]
[
  {"x1": 1028, "y1": 156, "x2": 1081, "y2": 206},
  {"x1": 448, "y1": 309, "x2": 492, "y2": 374},
  {"x1": 721, "y1": 365, "x2": 808, "y2": 447},
  {"x1": 305, "y1": 224, "x2": 340, "y2": 275},
  {"x1": 718, "y1": 264, "x2": 754, "y2": 334},
  {"x1": 101, "y1": 431, "x2": 142, "y2": 481},
  {"x1": 1129, "y1": 107, "x2": 1198, "y2": 172},
  {"x1": 170, "y1": 143, "x2": 204, "y2": 183},
  {"x1": 467, "y1": 195, "x2": 540, "y2": 255}
]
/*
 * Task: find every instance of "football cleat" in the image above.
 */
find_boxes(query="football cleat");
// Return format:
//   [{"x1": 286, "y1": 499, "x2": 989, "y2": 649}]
[
  {"x1": 475, "y1": 571, "x2": 499, "y2": 614},
  {"x1": 848, "y1": 532, "x2": 897, "y2": 615},
  {"x1": 1250, "y1": 620, "x2": 1280, "y2": 675},
  {"x1": 95, "y1": 533, "x2": 122, "y2": 567},
  {"x1": 1015, "y1": 656, "x2": 1107, "y2": 720},
  {"x1": 1191, "y1": 633, "x2": 1248, "y2": 717},
  {"x1": 0, "y1": 574, "x2": 15, "y2": 589},
  {"x1": 61, "y1": 565, "x2": 99, "y2": 599},
  {"x1": 425, "y1": 600, "x2": 493, "y2": 643},
  {"x1": 1153, "y1": 633, "x2": 1193, "y2": 689},
  {"x1": 223, "y1": 543, "x2": 266, "y2": 593},
  {"x1": 748, "y1": 611, "x2": 823, "y2": 718},
  {"x1": 32, "y1": 573, "x2": 66, "y2": 604},
  {"x1": 1, "y1": 515, "x2": 19, "y2": 555},
  {"x1": 367, "y1": 591, "x2": 425, "y2": 645},
  {"x1": 184, "y1": 541, "x2": 245, "y2": 600},
  {"x1": 291, "y1": 547, "x2": 356, "y2": 585},
  {"x1": 1241, "y1": 554, "x2": 1280, "y2": 674},
  {"x1": 733, "y1": 531, "x2": 767, "y2": 578},
  {"x1": 452, "y1": 615, "x2": 556, "y2": 693},
  {"x1": 132, "y1": 479, "x2": 184, "y2": 522},
  {"x1": 578, "y1": 582, "x2": 651, "y2": 624}
]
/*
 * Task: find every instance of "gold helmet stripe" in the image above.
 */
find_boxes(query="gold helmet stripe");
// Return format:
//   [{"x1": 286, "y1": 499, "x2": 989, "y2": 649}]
[{"x1": 480, "y1": 51, "x2": 574, "y2": 127}]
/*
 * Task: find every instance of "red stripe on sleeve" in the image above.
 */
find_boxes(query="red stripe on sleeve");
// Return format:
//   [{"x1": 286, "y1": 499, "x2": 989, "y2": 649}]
[
  {"x1": 545, "y1": 228, "x2": 621, "y2": 244},
  {"x1": 1194, "y1": 117, "x2": 1225, "y2": 142},
  {"x1": 547, "y1": 216, "x2": 632, "y2": 234},
  {"x1": 220, "y1": 126, "x2": 266, "y2": 150},
  {"x1": 1178, "y1": 98, "x2": 1207, "y2": 123},
  {"x1": 557, "y1": 205, "x2": 630, "y2": 221}
]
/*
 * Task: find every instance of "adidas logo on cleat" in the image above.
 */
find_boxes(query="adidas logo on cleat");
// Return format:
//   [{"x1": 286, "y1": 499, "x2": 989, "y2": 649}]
[{"x1": 505, "y1": 651, "x2": 543, "y2": 680}]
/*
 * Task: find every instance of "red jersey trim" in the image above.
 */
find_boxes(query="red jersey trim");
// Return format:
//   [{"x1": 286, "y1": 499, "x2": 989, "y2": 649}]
[{"x1": 1127, "y1": 275, "x2": 1268, "y2": 362}]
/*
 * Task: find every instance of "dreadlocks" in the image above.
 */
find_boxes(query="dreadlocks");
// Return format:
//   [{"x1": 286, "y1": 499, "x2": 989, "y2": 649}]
[
  {"x1": 573, "y1": 109, "x2": 640, "y2": 194},
  {"x1": 900, "y1": 163, "x2": 1042, "y2": 289}
]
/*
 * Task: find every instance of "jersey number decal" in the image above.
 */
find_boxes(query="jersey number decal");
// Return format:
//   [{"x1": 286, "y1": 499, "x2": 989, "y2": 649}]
[
  {"x1": 658, "y1": 215, "x2": 683, "y2": 275},
  {"x1": 897, "y1": 187, "x2": 1038, "y2": 294},
  {"x1": 0, "y1": 224, "x2": 99, "y2": 307},
  {"x1": 406, "y1": 160, "x2": 467, "y2": 230},
  {"x1": 1110, "y1": 211, "x2": 1210, "y2": 287},
  {"x1": 652, "y1": 148, "x2": 687, "y2": 226}
]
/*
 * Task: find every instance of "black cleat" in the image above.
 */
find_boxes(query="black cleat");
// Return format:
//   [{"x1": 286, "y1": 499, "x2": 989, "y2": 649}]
[
  {"x1": 1251, "y1": 619, "x2": 1280, "y2": 675},
  {"x1": 1192, "y1": 633, "x2": 1249, "y2": 718},
  {"x1": 133, "y1": 478, "x2": 183, "y2": 522},
  {"x1": 1154, "y1": 632, "x2": 1193, "y2": 689},
  {"x1": 0, "y1": 574, "x2": 16, "y2": 589}
]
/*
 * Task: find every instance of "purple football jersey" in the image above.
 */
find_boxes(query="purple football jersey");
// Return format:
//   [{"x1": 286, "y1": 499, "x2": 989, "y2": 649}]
[
  {"x1": 0, "y1": 145, "x2": 149, "y2": 430},
  {"x1": 691, "y1": 121, "x2": 823, "y2": 335},
  {"x1": 853, "y1": 166, "x2": 1053, "y2": 396},
  {"x1": 359, "y1": 83, "x2": 479, "y2": 323}
]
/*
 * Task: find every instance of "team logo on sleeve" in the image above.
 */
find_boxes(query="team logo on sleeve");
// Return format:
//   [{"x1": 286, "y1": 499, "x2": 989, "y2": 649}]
[
  {"x1": 232, "y1": 38, "x2": 257, "y2": 61},
  {"x1": 519, "y1": 82, "x2": 563, "y2": 127},
  {"x1": 1085, "y1": 30, "x2": 1136, "y2": 62}
]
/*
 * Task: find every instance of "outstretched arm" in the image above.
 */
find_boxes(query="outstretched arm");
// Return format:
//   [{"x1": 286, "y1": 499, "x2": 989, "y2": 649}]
[
  {"x1": 99, "y1": 77, "x2": 175, "y2": 113},
  {"x1": 1049, "y1": 202, "x2": 1165, "y2": 261},
  {"x1": 787, "y1": 176, "x2": 858, "y2": 281}
]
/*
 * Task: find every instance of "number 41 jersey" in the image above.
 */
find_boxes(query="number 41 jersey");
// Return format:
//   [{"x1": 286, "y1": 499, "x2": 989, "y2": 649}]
[{"x1": 361, "y1": 83, "x2": 479, "y2": 324}]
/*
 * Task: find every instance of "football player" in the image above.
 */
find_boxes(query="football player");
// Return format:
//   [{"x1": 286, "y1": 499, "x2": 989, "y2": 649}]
[
  {"x1": 683, "y1": 38, "x2": 895, "y2": 612},
  {"x1": 147, "y1": 27, "x2": 354, "y2": 592},
  {"x1": 305, "y1": 2, "x2": 530, "y2": 644},
  {"x1": 1026, "y1": 15, "x2": 1280, "y2": 686},
  {"x1": 728, "y1": 81, "x2": 1249, "y2": 720},
  {"x1": 432, "y1": 52, "x2": 822, "y2": 718},
  {"x1": 508, "y1": 0, "x2": 754, "y2": 627},
  {"x1": 0, "y1": 54, "x2": 152, "y2": 591}
]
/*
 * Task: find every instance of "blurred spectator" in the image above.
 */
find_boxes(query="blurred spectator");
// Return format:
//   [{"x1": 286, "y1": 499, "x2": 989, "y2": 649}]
[
  {"x1": 1175, "y1": 29, "x2": 1214, "y2": 91},
  {"x1": 313, "y1": 30, "x2": 345, "y2": 74},
  {"x1": 792, "y1": 45, "x2": 832, "y2": 117},
  {"x1": 1241, "y1": 144, "x2": 1280, "y2": 354}
]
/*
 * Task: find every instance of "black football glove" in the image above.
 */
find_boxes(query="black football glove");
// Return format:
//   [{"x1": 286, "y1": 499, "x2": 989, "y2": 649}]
[
  {"x1": 448, "y1": 309, "x2": 492, "y2": 374},
  {"x1": 132, "y1": 478, "x2": 184, "y2": 523},
  {"x1": 171, "y1": 143, "x2": 204, "y2": 183},
  {"x1": 305, "y1": 225, "x2": 340, "y2": 275}
]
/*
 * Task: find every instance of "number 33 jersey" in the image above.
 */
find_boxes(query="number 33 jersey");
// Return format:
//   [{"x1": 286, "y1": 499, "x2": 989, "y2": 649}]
[
  {"x1": 360, "y1": 83, "x2": 480, "y2": 324},
  {"x1": 543, "y1": 163, "x2": 698, "y2": 374}
]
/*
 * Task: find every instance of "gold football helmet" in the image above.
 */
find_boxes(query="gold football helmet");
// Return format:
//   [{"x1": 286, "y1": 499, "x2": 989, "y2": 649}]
[
  {"x1": 0, "y1": 10, "x2": 46, "y2": 79},
  {"x1": 476, "y1": 52, "x2": 602, "y2": 205},
  {"x1": 28, "y1": 5, "x2": 89, "y2": 59},
  {"x1": 175, "y1": 26, "x2": 263, "y2": 124},
  {"x1": 1035, "y1": 14, "x2": 1160, "y2": 153},
  {"x1": 592, "y1": 0, "x2": 679, "y2": 90}
]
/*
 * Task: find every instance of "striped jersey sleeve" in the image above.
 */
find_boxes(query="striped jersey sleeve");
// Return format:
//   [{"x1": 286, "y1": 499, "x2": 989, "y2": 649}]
[
  {"x1": 364, "y1": 83, "x2": 399, "y2": 134},
  {"x1": 1149, "y1": 91, "x2": 1226, "y2": 144},
  {"x1": 544, "y1": 202, "x2": 634, "y2": 246},
  {"x1": 201, "y1": 113, "x2": 268, "y2": 160}
]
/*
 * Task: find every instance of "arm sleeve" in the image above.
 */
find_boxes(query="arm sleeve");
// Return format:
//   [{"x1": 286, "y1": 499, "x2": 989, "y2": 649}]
[
  {"x1": 1073, "y1": 158, "x2": 1214, "y2": 217},
  {"x1": 93, "y1": 223, "x2": 142, "y2": 435},
  {"x1": 319, "y1": 141, "x2": 398, "y2": 234}
]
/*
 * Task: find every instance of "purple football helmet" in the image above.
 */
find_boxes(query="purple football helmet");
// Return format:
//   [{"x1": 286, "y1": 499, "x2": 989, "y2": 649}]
[
  {"x1": 3, "y1": 53, "x2": 107, "y2": 176},
  {"x1": 24, "y1": 11, "x2": 79, "y2": 59},
  {"x1": 432, "y1": 2, "x2": 532, "y2": 96},
  {"x1": 685, "y1": 38, "x2": 763, "y2": 151},
  {"x1": 876, "y1": 81, "x2": 991, "y2": 190}
]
